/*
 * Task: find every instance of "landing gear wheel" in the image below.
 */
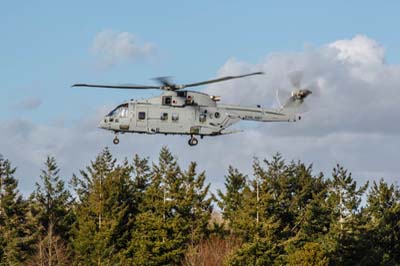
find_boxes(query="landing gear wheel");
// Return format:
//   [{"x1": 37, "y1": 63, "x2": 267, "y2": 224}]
[
  {"x1": 113, "y1": 136, "x2": 120, "y2": 145},
  {"x1": 188, "y1": 136, "x2": 198, "y2": 146}
]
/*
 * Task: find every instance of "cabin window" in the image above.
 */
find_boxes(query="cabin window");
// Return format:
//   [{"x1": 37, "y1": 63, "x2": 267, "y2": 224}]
[
  {"x1": 162, "y1": 96, "x2": 172, "y2": 106},
  {"x1": 172, "y1": 113, "x2": 179, "y2": 122},
  {"x1": 199, "y1": 114, "x2": 207, "y2": 123},
  {"x1": 138, "y1": 112, "x2": 146, "y2": 120},
  {"x1": 214, "y1": 112, "x2": 220, "y2": 119},
  {"x1": 161, "y1": 112, "x2": 168, "y2": 121}
]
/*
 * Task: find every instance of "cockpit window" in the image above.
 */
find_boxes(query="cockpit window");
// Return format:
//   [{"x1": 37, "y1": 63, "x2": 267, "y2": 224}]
[{"x1": 107, "y1": 103, "x2": 129, "y2": 117}]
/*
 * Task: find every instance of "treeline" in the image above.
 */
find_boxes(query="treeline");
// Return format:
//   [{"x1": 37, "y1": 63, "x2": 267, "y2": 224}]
[{"x1": 0, "y1": 148, "x2": 399, "y2": 266}]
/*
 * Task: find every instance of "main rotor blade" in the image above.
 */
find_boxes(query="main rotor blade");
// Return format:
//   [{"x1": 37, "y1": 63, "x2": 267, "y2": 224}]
[
  {"x1": 288, "y1": 70, "x2": 303, "y2": 89},
  {"x1": 182, "y1": 71, "x2": 264, "y2": 88},
  {"x1": 152, "y1": 76, "x2": 174, "y2": 87},
  {"x1": 72, "y1": 83, "x2": 161, "y2": 89}
]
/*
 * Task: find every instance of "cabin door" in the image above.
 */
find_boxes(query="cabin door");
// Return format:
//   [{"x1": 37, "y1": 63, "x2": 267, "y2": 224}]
[{"x1": 135, "y1": 106, "x2": 148, "y2": 132}]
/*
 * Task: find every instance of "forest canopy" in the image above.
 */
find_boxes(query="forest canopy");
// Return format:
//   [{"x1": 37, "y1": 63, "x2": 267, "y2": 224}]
[{"x1": 0, "y1": 147, "x2": 399, "y2": 266}]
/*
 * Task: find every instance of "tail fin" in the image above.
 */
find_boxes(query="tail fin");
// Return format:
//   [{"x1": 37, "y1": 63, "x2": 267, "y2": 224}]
[{"x1": 280, "y1": 89, "x2": 312, "y2": 119}]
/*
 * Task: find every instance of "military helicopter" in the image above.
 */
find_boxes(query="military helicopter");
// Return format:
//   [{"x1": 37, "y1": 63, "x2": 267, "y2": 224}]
[{"x1": 73, "y1": 71, "x2": 312, "y2": 146}]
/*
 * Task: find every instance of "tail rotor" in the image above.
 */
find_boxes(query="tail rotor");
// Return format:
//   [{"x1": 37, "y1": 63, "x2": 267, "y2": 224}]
[{"x1": 275, "y1": 70, "x2": 320, "y2": 113}]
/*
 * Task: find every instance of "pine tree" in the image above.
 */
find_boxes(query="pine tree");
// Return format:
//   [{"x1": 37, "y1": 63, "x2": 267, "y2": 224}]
[
  {"x1": 30, "y1": 156, "x2": 74, "y2": 266},
  {"x1": 71, "y1": 148, "x2": 136, "y2": 265},
  {"x1": 226, "y1": 155, "x2": 288, "y2": 265},
  {"x1": 178, "y1": 162, "x2": 213, "y2": 245},
  {"x1": 286, "y1": 242, "x2": 329, "y2": 266},
  {"x1": 131, "y1": 154, "x2": 151, "y2": 203},
  {"x1": 365, "y1": 179, "x2": 400, "y2": 265},
  {"x1": 284, "y1": 162, "x2": 330, "y2": 250},
  {"x1": 217, "y1": 166, "x2": 249, "y2": 238},
  {"x1": 325, "y1": 165, "x2": 369, "y2": 266},
  {"x1": 226, "y1": 155, "x2": 332, "y2": 265},
  {"x1": 0, "y1": 155, "x2": 35, "y2": 265},
  {"x1": 127, "y1": 147, "x2": 212, "y2": 265}
]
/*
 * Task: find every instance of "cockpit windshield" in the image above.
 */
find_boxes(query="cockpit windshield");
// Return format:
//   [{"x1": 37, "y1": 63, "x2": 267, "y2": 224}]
[{"x1": 107, "y1": 103, "x2": 129, "y2": 117}]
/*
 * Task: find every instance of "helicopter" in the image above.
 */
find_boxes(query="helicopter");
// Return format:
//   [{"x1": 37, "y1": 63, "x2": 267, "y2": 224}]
[{"x1": 72, "y1": 71, "x2": 312, "y2": 146}]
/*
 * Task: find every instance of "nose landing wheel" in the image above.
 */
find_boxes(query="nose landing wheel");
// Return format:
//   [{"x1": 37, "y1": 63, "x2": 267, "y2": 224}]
[
  {"x1": 188, "y1": 136, "x2": 198, "y2": 146},
  {"x1": 113, "y1": 135, "x2": 119, "y2": 145}
]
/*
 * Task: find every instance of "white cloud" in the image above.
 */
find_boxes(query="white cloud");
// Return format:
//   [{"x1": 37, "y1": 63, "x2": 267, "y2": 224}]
[
  {"x1": 329, "y1": 35, "x2": 385, "y2": 65},
  {"x1": 90, "y1": 29, "x2": 157, "y2": 68},
  {"x1": 1, "y1": 35, "x2": 399, "y2": 196},
  {"x1": 205, "y1": 35, "x2": 400, "y2": 137}
]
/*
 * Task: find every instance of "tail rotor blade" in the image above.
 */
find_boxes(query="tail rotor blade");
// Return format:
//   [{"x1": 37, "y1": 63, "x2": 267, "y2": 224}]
[
  {"x1": 306, "y1": 80, "x2": 321, "y2": 97},
  {"x1": 275, "y1": 89, "x2": 292, "y2": 108}
]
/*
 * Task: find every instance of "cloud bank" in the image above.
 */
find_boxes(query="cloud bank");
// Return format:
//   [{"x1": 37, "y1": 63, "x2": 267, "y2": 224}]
[
  {"x1": 91, "y1": 30, "x2": 157, "y2": 68},
  {"x1": 1, "y1": 35, "x2": 399, "y2": 195}
]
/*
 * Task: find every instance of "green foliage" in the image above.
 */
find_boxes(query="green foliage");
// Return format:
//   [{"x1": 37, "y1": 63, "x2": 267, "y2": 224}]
[
  {"x1": 28, "y1": 156, "x2": 75, "y2": 265},
  {"x1": 32, "y1": 156, "x2": 74, "y2": 240},
  {"x1": 71, "y1": 148, "x2": 137, "y2": 265},
  {"x1": 217, "y1": 166, "x2": 250, "y2": 238},
  {"x1": 0, "y1": 149, "x2": 399, "y2": 265},
  {"x1": 286, "y1": 242, "x2": 329, "y2": 266},
  {"x1": 325, "y1": 165, "x2": 369, "y2": 266},
  {"x1": 365, "y1": 179, "x2": 400, "y2": 265},
  {"x1": 0, "y1": 155, "x2": 35, "y2": 265},
  {"x1": 126, "y1": 147, "x2": 213, "y2": 265}
]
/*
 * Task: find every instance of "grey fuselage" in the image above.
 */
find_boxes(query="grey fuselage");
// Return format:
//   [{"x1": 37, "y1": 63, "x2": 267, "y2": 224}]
[{"x1": 99, "y1": 90, "x2": 296, "y2": 137}]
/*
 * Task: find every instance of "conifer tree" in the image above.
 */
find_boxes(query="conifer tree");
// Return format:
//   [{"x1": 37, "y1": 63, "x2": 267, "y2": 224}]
[
  {"x1": 226, "y1": 155, "x2": 331, "y2": 265},
  {"x1": 365, "y1": 179, "x2": 400, "y2": 265},
  {"x1": 128, "y1": 147, "x2": 212, "y2": 265},
  {"x1": 0, "y1": 155, "x2": 35, "y2": 265},
  {"x1": 217, "y1": 166, "x2": 249, "y2": 237},
  {"x1": 325, "y1": 165, "x2": 369, "y2": 266},
  {"x1": 226, "y1": 155, "x2": 288, "y2": 265},
  {"x1": 71, "y1": 148, "x2": 136, "y2": 265},
  {"x1": 178, "y1": 162, "x2": 213, "y2": 244},
  {"x1": 30, "y1": 156, "x2": 74, "y2": 266},
  {"x1": 128, "y1": 147, "x2": 181, "y2": 265}
]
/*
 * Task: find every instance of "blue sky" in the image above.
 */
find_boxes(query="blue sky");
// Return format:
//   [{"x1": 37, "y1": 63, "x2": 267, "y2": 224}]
[
  {"x1": 2, "y1": 0, "x2": 400, "y2": 122},
  {"x1": 1, "y1": 0, "x2": 400, "y2": 194}
]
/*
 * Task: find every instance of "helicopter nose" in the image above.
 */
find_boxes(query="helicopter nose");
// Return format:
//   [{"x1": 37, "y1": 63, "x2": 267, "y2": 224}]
[{"x1": 98, "y1": 118, "x2": 107, "y2": 129}]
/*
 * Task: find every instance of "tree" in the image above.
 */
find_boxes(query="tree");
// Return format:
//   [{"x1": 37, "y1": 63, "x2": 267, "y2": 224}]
[
  {"x1": 286, "y1": 242, "x2": 329, "y2": 266},
  {"x1": 178, "y1": 161, "x2": 213, "y2": 244},
  {"x1": 0, "y1": 155, "x2": 35, "y2": 265},
  {"x1": 71, "y1": 148, "x2": 136, "y2": 265},
  {"x1": 217, "y1": 166, "x2": 249, "y2": 237},
  {"x1": 225, "y1": 155, "x2": 332, "y2": 265},
  {"x1": 127, "y1": 147, "x2": 212, "y2": 265},
  {"x1": 30, "y1": 156, "x2": 74, "y2": 266},
  {"x1": 365, "y1": 179, "x2": 400, "y2": 265},
  {"x1": 325, "y1": 165, "x2": 369, "y2": 266}
]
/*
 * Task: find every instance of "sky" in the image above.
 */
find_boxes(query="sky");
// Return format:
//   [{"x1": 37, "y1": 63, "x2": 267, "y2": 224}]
[{"x1": 1, "y1": 0, "x2": 400, "y2": 195}]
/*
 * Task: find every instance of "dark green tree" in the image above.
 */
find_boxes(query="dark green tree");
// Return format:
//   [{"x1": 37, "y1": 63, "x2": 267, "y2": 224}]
[
  {"x1": 71, "y1": 148, "x2": 136, "y2": 265},
  {"x1": 365, "y1": 179, "x2": 400, "y2": 265},
  {"x1": 178, "y1": 161, "x2": 213, "y2": 244},
  {"x1": 226, "y1": 155, "x2": 331, "y2": 265},
  {"x1": 226, "y1": 155, "x2": 288, "y2": 265},
  {"x1": 325, "y1": 165, "x2": 369, "y2": 266},
  {"x1": 30, "y1": 156, "x2": 75, "y2": 265},
  {"x1": 0, "y1": 155, "x2": 35, "y2": 265},
  {"x1": 127, "y1": 147, "x2": 212, "y2": 265},
  {"x1": 217, "y1": 166, "x2": 249, "y2": 238}
]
